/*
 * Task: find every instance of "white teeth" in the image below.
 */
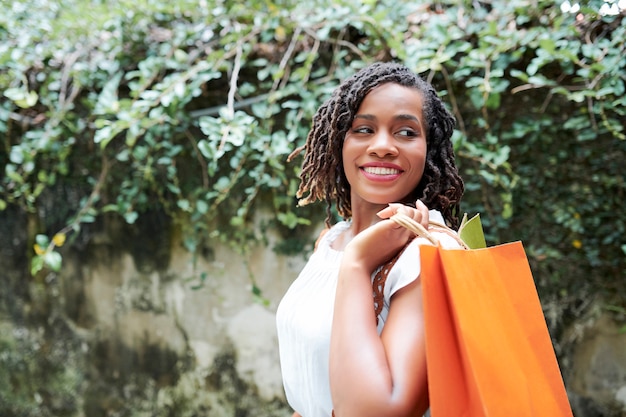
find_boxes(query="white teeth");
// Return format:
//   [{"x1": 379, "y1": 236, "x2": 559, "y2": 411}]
[{"x1": 363, "y1": 167, "x2": 400, "y2": 175}]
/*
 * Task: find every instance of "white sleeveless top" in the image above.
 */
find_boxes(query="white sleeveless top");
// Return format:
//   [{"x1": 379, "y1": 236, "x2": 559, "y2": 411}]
[{"x1": 276, "y1": 210, "x2": 461, "y2": 417}]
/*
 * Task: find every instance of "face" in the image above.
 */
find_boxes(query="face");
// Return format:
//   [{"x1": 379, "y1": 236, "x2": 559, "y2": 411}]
[{"x1": 342, "y1": 83, "x2": 427, "y2": 211}]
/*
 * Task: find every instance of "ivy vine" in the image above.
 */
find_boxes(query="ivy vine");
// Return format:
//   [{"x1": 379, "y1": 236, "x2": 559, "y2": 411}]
[{"x1": 1, "y1": 0, "x2": 624, "y2": 315}]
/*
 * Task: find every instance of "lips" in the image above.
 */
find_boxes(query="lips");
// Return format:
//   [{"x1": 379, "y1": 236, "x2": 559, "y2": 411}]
[
  {"x1": 360, "y1": 163, "x2": 403, "y2": 181},
  {"x1": 362, "y1": 166, "x2": 401, "y2": 175}
]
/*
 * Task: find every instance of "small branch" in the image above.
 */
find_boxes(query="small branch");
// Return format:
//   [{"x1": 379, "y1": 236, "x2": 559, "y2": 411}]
[
  {"x1": 219, "y1": 43, "x2": 243, "y2": 152},
  {"x1": 302, "y1": 26, "x2": 368, "y2": 64},
  {"x1": 2, "y1": 109, "x2": 47, "y2": 125},
  {"x1": 188, "y1": 94, "x2": 270, "y2": 118},
  {"x1": 273, "y1": 27, "x2": 302, "y2": 91},
  {"x1": 481, "y1": 59, "x2": 492, "y2": 130},
  {"x1": 511, "y1": 83, "x2": 544, "y2": 94},
  {"x1": 59, "y1": 49, "x2": 83, "y2": 108},
  {"x1": 301, "y1": 37, "x2": 321, "y2": 86},
  {"x1": 540, "y1": 72, "x2": 567, "y2": 113},
  {"x1": 586, "y1": 96, "x2": 598, "y2": 131},
  {"x1": 440, "y1": 66, "x2": 467, "y2": 137},
  {"x1": 357, "y1": 15, "x2": 392, "y2": 59},
  {"x1": 335, "y1": 39, "x2": 368, "y2": 61},
  {"x1": 226, "y1": 43, "x2": 243, "y2": 118},
  {"x1": 50, "y1": 154, "x2": 110, "y2": 250}
]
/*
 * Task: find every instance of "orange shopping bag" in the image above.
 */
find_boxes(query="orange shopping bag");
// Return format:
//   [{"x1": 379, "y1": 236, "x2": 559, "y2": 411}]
[{"x1": 392, "y1": 213, "x2": 573, "y2": 417}]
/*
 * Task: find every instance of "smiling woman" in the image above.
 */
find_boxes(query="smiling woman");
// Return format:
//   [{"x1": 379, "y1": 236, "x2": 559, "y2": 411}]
[
  {"x1": 277, "y1": 62, "x2": 464, "y2": 417},
  {"x1": 288, "y1": 63, "x2": 463, "y2": 229},
  {"x1": 342, "y1": 83, "x2": 428, "y2": 209}
]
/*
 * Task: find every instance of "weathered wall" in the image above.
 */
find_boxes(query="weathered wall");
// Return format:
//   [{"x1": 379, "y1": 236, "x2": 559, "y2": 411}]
[
  {"x1": 564, "y1": 313, "x2": 626, "y2": 416},
  {"x1": 71, "y1": 216, "x2": 314, "y2": 416},
  {"x1": 1, "y1": 209, "x2": 625, "y2": 416},
  {"x1": 0, "y1": 209, "x2": 312, "y2": 416}
]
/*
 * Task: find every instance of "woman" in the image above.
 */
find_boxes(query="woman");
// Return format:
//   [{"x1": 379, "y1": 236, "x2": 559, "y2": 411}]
[{"x1": 276, "y1": 62, "x2": 464, "y2": 417}]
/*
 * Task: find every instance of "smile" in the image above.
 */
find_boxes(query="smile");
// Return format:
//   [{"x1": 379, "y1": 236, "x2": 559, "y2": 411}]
[{"x1": 362, "y1": 166, "x2": 402, "y2": 175}]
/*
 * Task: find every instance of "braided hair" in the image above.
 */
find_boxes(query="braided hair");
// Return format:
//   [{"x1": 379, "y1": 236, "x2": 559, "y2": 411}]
[{"x1": 289, "y1": 62, "x2": 464, "y2": 228}]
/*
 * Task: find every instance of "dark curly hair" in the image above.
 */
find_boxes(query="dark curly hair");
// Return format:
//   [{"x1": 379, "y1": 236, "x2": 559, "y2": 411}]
[{"x1": 288, "y1": 62, "x2": 464, "y2": 228}]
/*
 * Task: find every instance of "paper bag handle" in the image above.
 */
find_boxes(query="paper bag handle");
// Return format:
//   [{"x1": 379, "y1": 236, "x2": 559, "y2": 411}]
[{"x1": 390, "y1": 213, "x2": 469, "y2": 249}]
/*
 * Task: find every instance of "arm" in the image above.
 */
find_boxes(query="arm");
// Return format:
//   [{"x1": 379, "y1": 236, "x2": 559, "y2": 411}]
[
  {"x1": 330, "y1": 264, "x2": 428, "y2": 417},
  {"x1": 329, "y1": 207, "x2": 430, "y2": 417}
]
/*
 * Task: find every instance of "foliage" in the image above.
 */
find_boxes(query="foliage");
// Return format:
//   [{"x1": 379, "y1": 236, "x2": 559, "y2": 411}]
[{"x1": 1, "y1": 0, "x2": 624, "y2": 304}]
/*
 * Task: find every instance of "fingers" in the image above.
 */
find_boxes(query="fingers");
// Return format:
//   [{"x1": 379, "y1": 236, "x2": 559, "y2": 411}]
[
  {"x1": 349, "y1": 201, "x2": 431, "y2": 270},
  {"x1": 415, "y1": 200, "x2": 430, "y2": 229},
  {"x1": 376, "y1": 202, "x2": 418, "y2": 217},
  {"x1": 375, "y1": 204, "x2": 397, "y2": 219},
  {"x1": 376, "y1": 200, "x2": 430, "y2": 229}
]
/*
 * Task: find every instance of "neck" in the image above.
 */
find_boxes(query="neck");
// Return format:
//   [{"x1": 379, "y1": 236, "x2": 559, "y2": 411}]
[
  {"x1": 331, "y1": 203, "x2": 385, "y2": 251},
  {"x1": 346, "y1": 202, "x2": 386, "y2": 235}
]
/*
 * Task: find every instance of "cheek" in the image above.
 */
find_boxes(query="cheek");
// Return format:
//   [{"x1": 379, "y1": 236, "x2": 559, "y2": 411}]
[
  {"x1": 340, "y1": 145, "x2": 359, "y2": 183},
  {"x1": 341, "y1": 138, "x2": 357, "y2": 164},
  {"x1": 408, "y1": 148, "x2": 428, "y2": 183},
  {"x1": 408, "y1": 143, "x2": 427, "y2": 165},
  {"x1": 340, "y1": 141, "x2": 354, "y2": 180}
]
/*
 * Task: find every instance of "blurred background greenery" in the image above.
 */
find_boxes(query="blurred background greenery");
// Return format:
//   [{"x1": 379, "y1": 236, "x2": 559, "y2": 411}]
[{"x1": 1, "y1": 0, "x2": 625, "y2": 415}]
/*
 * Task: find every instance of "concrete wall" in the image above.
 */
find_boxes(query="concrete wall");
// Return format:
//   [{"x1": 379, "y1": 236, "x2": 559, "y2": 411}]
[{"x1": 0, "y1": 210, "x2": 624, "y2": 416}]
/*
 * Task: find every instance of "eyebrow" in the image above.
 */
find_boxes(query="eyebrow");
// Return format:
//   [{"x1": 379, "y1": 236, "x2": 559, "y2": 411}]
[{"x1": 354, "y1": 114, "x2": 422, "y2": 124}]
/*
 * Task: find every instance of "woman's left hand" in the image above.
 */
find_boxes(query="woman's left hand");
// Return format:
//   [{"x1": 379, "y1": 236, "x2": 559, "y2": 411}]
[
  {"x1": 376, "y1": 199, "x2": 429, "y2": 228},
  {"x1": 343, "y1": 200, "x2": 430, "y2": 273}
]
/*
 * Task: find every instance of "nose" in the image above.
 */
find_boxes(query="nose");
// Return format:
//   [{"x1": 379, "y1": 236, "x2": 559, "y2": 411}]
[{"x1": 368, "y1": 130, "x2": 397, "y2": 157}]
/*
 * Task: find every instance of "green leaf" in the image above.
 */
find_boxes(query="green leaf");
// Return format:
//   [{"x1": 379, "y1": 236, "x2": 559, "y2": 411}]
[
  {"x1": 94, "y1": 72, "x2": 123, "y2": 114},
  {"x1": 9, "y1": 146, "x2": 24, "y2": 164},
  {"x1": 538, "y1": 38, "x2": 556, "y2": 54},
  {"x1": 35, "y1": 234, "x2": 50, "y2": 247},
  {"x1": 124, "y1": 211, "x2": 138, "y2": 224},
  {"x1": 44, "y1": 251, "x2": 63, "y2": 272},
  {"x1": 4, "y1": 87, "x2": 38, "y2": 108},
  {"x1": 31, "y1": 256, "x2": 45, "y2": 275},
  {"x1": 197, "y1": 139, "x2": 214, "y2": 159},
  {"x1": 196, "y1": 200, "x2": 209, "y2": 214},
  {"x1": 458, "y1": 213, "x2": 487, "y2": 249}
]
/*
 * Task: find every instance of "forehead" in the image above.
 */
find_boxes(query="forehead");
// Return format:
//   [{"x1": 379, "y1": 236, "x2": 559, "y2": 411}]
[{"x1": 358, "y1": 83, "x2": 424, "y2": 113}]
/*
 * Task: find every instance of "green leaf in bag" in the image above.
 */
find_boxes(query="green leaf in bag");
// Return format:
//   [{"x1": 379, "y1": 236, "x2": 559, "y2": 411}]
[{"x1": 459, "y1": 213, "x2": 487, "y2": 249}]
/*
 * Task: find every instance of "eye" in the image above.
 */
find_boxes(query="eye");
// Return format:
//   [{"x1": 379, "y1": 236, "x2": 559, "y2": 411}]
[
  {"x1": 351, "y1": 126, "x2": 374, "y2": 134},
  {"x1": 396, "y1": 128, "x2": 418, "y2": 138}
]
